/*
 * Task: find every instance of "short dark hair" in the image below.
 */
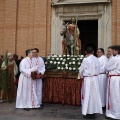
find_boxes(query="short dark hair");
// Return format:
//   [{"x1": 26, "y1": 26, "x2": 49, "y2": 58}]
[
  {"x1": 108, "y1": 46, "x2": 114, "y2": 50},
  {"x1": 85, "y1": 47, "x2": 94, "y2": 54},
  {"x1": 98, "y1": 48, "x2": 105, "y2": 54},
  {"x1": 32, "y1": 48, "x2": 39, "y2": 53},
  {"x1": 112, "y1": 45, "x2": 120, "y2": 51},
  {"x1": 26, "y1": 49, "x2": 32, "y2": 56},
  {"x1": 115, "y1": 45, "x2": 120, "y2": 54}
]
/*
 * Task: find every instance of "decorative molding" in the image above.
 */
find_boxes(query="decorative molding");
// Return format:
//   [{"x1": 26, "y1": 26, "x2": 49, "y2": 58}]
[{"x1": 52, "y1": 0, "x2": 111, "y2": 5}]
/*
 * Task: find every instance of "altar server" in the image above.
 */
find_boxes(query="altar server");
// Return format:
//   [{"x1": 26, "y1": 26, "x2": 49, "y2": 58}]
[
  {"x1": 106, "y1": 46, "x2": 120, "y2": 119},
  {"x1": 79, "y1": 47, "x2": 102, "y2": 119},
  {"x1": 97, "y1": 48, "x2": 108, "y2": 107},
  {"x1": 32, "y1": 48, "x2": 45, "y2": 107},
  {"x1": 16, "y1": 49, "x2": 39, "y2": 110}
]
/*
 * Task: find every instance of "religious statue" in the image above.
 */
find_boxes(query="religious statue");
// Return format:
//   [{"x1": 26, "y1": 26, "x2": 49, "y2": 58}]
[{"x1": 60, "y1": 18, "x2": 81, "y2": 55}]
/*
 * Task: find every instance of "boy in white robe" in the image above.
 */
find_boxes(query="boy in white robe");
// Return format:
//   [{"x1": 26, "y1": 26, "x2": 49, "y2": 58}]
[
  {"x1": 16, "y1": 49, "x2": 39, "y2": 110},
  {"x1": 106, "y1": 46, "x2": 120, "y2": 119},
  {"x1": 79, "y1": 47, "x2": 102, "y2": 119},
  {"x1": 97, "y1": 48, "x2": 108, "y2": 107},
  {"x1": 32, "y1": 48, "x2": 45, "y2": 108}
]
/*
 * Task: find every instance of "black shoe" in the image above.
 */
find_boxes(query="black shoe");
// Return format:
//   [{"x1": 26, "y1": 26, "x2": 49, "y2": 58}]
[
  {"x1": 102, "y1": 106, "x2": 106, "y2": 111},
  {"x1": 83, "y1": 114, "x2": 92, "y2": 119},
  {"x1": 88, "y1": 114, "x2": 95, "y2": 119},
  {"x1": 40, "y1": 104, "x2": 44, "y2": 107},
  {"x1": 24, "y1": 108, "x2": 30, "y2": 111}
]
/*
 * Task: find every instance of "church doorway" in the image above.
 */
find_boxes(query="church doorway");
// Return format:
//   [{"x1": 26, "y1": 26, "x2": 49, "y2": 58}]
[
  {"x1": 78, "y1": 20, "x2": 98, "y2": 55},
  {"x1": 64, "y1": 20, "x2": 98, "y2": 55}
]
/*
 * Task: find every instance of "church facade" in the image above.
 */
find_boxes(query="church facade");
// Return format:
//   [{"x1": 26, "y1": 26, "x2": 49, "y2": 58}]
[{"x1": 0, "y1": 0, "x2": 119, "y2": 56}]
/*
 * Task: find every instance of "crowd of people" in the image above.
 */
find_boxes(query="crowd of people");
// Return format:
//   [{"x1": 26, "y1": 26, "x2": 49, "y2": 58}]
[
  {"x1": 79, "y1": 45, "x2": 120, "y2": 119},
  {"x1": 0, "y1": 48, "x2": 45, "y2": 111},
  {"x1": 0, "y1": 46, "x2": 120, "y2": 119}
]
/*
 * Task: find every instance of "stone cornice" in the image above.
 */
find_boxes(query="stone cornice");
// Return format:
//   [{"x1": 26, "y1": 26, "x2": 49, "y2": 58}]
[{"x1": 52, "y1": 0, "x2": 111, "y2": 5}]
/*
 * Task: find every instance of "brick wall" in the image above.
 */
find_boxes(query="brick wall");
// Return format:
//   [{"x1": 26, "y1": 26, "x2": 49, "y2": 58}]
[
  {"x1": 112, "y1": 0, "x2": 120, "y2": 45},
  {"x1": 0, "y1": 0, "x2": 119, "y2": 56},
  {"x1": 0, "y1": 0, "x2": 51, "y2": 56}
]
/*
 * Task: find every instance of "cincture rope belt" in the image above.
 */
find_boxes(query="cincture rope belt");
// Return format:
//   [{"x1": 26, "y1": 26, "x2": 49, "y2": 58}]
[
  {"x1": 107, "y1": 75, "x2": 120, "y2": 110},
  {"x1": 82, "y1": 75, "x2": 98, "y2": 100},
  {"x1": 100, "y1": 73, "x2": 106, "y2": 74}
]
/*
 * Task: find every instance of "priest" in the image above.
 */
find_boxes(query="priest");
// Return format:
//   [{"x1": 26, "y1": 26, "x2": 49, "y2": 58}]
[
  {"x1": 16, "y1": 49, "x2": 39, "y2": 110},
  {"x1": 79, "y1": 47, "x2": 102, "y2": 119},
  {"x1": 32, "y1": 48, "x2": 45, "y2": 108}
]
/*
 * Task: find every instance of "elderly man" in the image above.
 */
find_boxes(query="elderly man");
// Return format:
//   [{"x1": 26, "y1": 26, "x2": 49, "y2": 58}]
[
  {"x1": 97, "y1": 48, "x2": 108, "y2": 108},
  {"x1": 32, "y1": 48, "x2": 45, "y2": 108},
  {"x1": 105, "y1": 46, "x2": 120, "y2": 119},
  {"x1": 79, "y1": 47, "x2": 102, "y2": 119}
]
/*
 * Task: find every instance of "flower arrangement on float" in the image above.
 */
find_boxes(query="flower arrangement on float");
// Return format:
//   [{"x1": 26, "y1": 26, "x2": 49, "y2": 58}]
[{"x1": 42, "y1": 54, "x2": 84, "y2": 72}]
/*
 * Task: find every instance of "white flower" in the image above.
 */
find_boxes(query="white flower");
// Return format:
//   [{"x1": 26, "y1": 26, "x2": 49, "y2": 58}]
[
  {"x1": 56, "y1": 58, "x2": 59, "y2": 60},
  {"x1": 59, "y1": 55, "x2": 62, "y2": 57},
  {"x1": 69, "y1": 67, "x2": 72, "y2": 70},
  {"x1": 62, "y1": 62, "x2": 65, "y2": 65},
  {"x1": 80, "y1": 58, "x2": 83, "y2": 60},
  {"x1": 67, "y1": 55, "x2": 70, "y2": 57},
  {"x1": 65, "y1": 64, "x2": 68, "y2": 67},
  {"x1": 67, "y1": 58, "x2": 70, "y2": 60},
  {"x1": 65, "y1": 67, "x2": 68, "y2": 70},
  {"x1": 58, "y1": 62, "x2": 60, "y2": 64},
  {"x1": 69, "y1": 62, "x2": 71, "y2": 65},
  {"x1": 60, "y1": 58, "x2": 63, "y2": 60},
  {"x1": 53, "y1": 55, "x2": 57, "y2": 57},
  {"x1": 52, "y1": 58, "x2": 54, "y2": 60},
  {"x1": 63, "y1": 55, "x2": 66, "y2": 57},
  {"x1": 73, "y1": 68, "x2": 76, "y2": 70},
  {"x1": 58, "y1": 67, "x2": 60, "y2": 70},
  {"x1": 77, "y1": 58, "x2": 79, "y2": 60},
  {"x1": 72, "y1": 58, "x2": 75, "y2": 60},
  {"x1": 78, "y1": 62, "x2": 81, "y2": 65},
  {"x1": 71, "y1": 55, "x2": 73, "y2": 57},
  {"x1": 63, "y1": 59, "x2": 66, "y2": 62},
  {"x1": 50, "y1": 61, "x2": 53, "y2": 63},
  {"x1": 61, "y1": 67, "x2": 64, "y2": 70},
  {"x1": 81, "y1": 55, "x2": 84, "y2": 57},
  {"x1": 54, "y1": 62, "x2": 57, "y2": 64},
  {"x1": 72, "y1": 61, "x2": 75, "y2": 64},
  {"x1": 47, "y1": 56, "x2": 50, "y2": 59},
  {"x1": 45, "y1": 62, "x2": 47, "y2": 64}
]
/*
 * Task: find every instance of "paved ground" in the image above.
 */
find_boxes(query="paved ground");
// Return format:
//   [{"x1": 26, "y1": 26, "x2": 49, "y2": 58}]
[{"x1": 0, "y1": 102, "x2": 108, "y2": 120}]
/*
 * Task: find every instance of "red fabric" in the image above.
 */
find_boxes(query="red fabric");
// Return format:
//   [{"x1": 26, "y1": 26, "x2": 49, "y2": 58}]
[
  {"x1": 107, "y1": 75, "x2": 120, "y2": 110},
  {"x1": 15, "y1": 77, "x2": 19, "y2": 85},
  {"x1": 42, "y1": 77, "x2": 82, "y2": 106}
]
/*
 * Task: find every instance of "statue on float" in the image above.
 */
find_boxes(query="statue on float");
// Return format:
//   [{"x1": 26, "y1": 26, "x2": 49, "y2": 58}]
[{"x1": 60, "y1": 18, "x2": 81, "y2": 55}]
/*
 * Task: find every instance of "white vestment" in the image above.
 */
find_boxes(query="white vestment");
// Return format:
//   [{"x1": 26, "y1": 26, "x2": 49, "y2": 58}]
[
  {"x1": 79, "y1": 55, "x2": 102, "y2": 115},
  {"x1": 98, "y1": 55, "x2": 108, "y2": 107},
  {"x1": 106, "y1": 55, "x2": 120, "y2": 119},
  {"x1": 32, "y1": 57, "x2": 45, "y2": 106},
  {"x1": 16, "y1": 57, "x2": 40, "y2": 108}
]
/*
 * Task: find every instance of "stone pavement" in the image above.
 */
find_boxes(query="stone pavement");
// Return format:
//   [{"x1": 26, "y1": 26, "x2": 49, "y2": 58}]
[{"x1": 0, "y1": 102, "x2": 108, "y2": 120}]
